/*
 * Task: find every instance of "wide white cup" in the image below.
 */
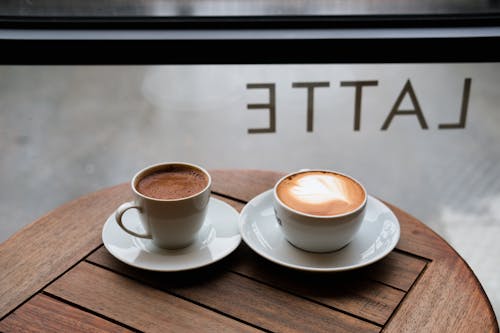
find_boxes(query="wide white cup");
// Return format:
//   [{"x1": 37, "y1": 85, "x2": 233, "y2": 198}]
[
  {"x1": 273, "y1": 170, "x2": 367, "y2": 253},
  {"x1": 115, "y1": 162, "x2": 211, "y2": 249}
]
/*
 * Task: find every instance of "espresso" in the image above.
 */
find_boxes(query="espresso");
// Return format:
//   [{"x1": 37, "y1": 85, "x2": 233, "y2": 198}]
[
  {"x1": 276, "y1": 171, "x2": 365, "y2": 216},
  {"x1": 137, "y1": 165, "x2": 208, "y2": 200}
]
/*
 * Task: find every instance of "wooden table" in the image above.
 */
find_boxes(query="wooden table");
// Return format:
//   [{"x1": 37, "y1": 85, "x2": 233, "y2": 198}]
[{"x1": 0, "y1": 170, "x2": 498, "y2": 332}]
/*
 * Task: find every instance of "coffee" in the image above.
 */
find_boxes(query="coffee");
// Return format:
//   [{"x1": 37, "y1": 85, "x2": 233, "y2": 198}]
[
  {"x1": 137, "y1": 165, "x2": 208, "y2": 200},
  {"x1": 276, "y1": 171, "x2": 365, "y2": 216}
]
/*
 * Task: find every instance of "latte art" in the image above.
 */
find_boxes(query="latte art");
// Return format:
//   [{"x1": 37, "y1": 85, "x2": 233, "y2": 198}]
[
  {"x1": 277, "y1": 171, "x2": 365, "y2": 216},
  {"x1": 290, "y1": 174, "x2": 349, "y2": 205}
]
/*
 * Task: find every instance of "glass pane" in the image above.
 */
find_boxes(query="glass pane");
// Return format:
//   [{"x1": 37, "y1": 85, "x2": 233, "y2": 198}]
[{"x1": 0, "y1": 64, "x2": 498, "y2": 316}]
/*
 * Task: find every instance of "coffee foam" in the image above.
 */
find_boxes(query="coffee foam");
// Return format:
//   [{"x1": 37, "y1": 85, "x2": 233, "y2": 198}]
[
  {"x1": 277, "y1": 171, "x2": 365, "y2": 216},
  {"x1": 136, "y1": 165, "x2": 208, "y2": 200}
]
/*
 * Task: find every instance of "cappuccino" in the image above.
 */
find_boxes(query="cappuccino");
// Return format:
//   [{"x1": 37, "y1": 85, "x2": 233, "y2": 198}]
[
  {"x1": 276, "y1": 171, "x2": 365, "y2": 216},
  {"x1": 137, "y1": 165, "x2": 208, "y2": 200}
]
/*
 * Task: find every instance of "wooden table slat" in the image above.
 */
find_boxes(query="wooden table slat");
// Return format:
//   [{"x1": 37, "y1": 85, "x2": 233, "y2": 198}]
[
  {"x1": 0, "y1": 184, "x2": 132, "y2": 319},
  {"x1": 45, "y1": 262, "x2": 261, "y2": 333},
  {"x1": 0, "y1": 294, "x2": 131, "y2": 333},
  {"x1": 384, "y1": 203, "x2": 452, "y2": 261},
  {"x1": 85, "y1": 251, "x2": 380, "y2": 333},
  {"x1": 362, "y1": 250, "x2": 428, "y2": 292},
  {"x1": 229, "y1": 244, "x2": 406, "y2": 325},
  {"x1": 383, "y1": 259, "x2": 498, "y2": 333},
  {"x1": 89, "y1": 245, "x2": 409, "y2": 326}
]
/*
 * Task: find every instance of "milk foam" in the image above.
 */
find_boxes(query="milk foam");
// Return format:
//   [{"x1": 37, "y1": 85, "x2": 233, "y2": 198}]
[
  {"x1": 290, "y1": 174, "x2": 350, "y2": 205},
  {"x1": 277, "y1": 171, "x2": 365, "y2": 216}
]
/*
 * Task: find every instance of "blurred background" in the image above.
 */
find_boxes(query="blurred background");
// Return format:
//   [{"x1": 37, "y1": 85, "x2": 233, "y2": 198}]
[{"x1": 1, "y1": 64, "x2": 499, "y2": 315}]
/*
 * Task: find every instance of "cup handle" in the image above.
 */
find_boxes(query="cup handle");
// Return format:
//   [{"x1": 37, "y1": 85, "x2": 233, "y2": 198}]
[{"x1": 115, "y1": 202, "x2": 152, "y2": 239}]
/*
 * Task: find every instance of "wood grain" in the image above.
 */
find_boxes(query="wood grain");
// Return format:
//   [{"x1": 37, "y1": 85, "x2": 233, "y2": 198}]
[
  {"x1": 384, "y1": 252, "x2": 498, "y2": 333},
  {"x1": 0, "y1": 183, "x2": 132, "y2": 319},
  {"x1": 45, "y1": 262, "x2": 260, "y2": 333},
  {"x1": 361, "y1": 250, "x2": 428, "y2": 291},
  {"x1": 88, "y1": 244, "x2": 411, "y2": 326},
  {"x1": 0, "y1": 293, "x2": 131, "y2": 333},
  {"x1": 385, "y1": 203, "x2": 451, "y2": 260},
  {"x1": 375, "y1": 204, "x2": 498, "y2": 333},
  {"x1": 229, "y1": 244, "x2": 405, "y2": 325},
  {"x1": 85, "y1": 248, "x2": 379, "y2": 333}
]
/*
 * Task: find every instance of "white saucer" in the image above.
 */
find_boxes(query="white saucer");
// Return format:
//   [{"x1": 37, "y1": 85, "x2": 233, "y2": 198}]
[
  {"x1": 239, "y1": 190, "x2": 400, "y2": 272},
  {"x1": 102, "y1": 197, "x2": 241, "y2": 272}
]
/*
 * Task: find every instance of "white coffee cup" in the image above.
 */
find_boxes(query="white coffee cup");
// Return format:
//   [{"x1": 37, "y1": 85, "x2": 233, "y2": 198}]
[
  {"x1": 115, "y1": 162, "x2": 211, "y2": 249},
  {"x1": 273, "y1": 169, "x2": 367, "y2": 253}
]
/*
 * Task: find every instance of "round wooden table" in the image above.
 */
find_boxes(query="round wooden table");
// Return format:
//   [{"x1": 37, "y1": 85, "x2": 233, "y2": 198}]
[{"x1": 0, "y1": 170, "x2": 497, "y2": 332}]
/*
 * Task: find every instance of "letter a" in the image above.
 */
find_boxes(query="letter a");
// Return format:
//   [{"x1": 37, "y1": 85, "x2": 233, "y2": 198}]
[{"x1": 381, "y1": 80, "x2": 429, "y2": 130}]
